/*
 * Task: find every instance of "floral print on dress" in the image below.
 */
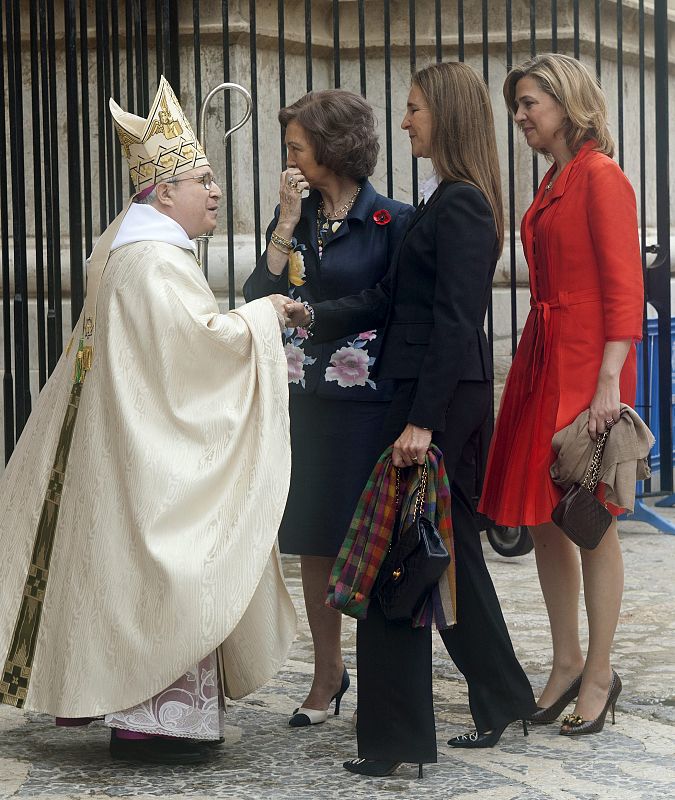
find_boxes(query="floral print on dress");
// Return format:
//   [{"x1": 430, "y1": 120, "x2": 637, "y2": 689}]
[
  {"x1": 283, "y1": 288, "x2": 316, "y2": 387},
  {"x1": 288, "y1": 243, "x2": 307, "y2": 287},
  {"x1": 325, "y1": 331, "x2": 377, "y2": 389}
]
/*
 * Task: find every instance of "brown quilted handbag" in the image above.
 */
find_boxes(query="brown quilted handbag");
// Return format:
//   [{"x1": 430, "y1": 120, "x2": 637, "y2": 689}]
[{"x1": 551, "y1": 426, "x2": 612, "y2": 549}]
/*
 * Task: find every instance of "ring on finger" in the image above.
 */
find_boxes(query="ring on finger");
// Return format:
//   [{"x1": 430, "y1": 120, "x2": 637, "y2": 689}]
[
  {"x1": 287, "y1": 177, "x2": 297, "y2": 188},
  {"x1": 295, "y1": 184, "x2": 303, "y2": 193},
  {"x1": 605, "y1": 418, "x2": 615, "y2": 427}
]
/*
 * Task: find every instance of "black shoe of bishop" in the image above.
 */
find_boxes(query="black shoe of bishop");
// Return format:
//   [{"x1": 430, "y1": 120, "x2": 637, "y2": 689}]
[{"x1": 109, "y1": 730, "x2": 211, "y2": 765}]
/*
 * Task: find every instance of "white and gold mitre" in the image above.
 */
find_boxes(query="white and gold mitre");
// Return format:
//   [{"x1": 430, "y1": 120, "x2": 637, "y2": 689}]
[{"x1": 109, "y1": 76, "x2": 208, "y2": 192}]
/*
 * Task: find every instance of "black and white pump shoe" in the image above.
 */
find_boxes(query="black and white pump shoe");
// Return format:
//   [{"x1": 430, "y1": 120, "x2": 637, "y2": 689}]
[{"x1": 288, "y1": 668, "x2": 350, "y2": 727}]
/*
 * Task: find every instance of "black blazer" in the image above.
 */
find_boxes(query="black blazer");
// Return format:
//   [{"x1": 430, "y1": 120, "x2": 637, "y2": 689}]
[{"x1": 311, "y1": 180, "x2": 498, "y2": 432}]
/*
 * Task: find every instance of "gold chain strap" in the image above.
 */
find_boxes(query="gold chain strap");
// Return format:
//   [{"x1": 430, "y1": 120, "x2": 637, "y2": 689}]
[
  {"x1": 581, "y1": 428, "x2": 611, "y2": 492},
  {"x1": 394, "y1": 463, "x2": 428, "y2": 520}
]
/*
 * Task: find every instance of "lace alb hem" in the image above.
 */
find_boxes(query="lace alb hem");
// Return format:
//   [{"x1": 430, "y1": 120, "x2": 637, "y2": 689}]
[{"x1": 104, "y1": 652, "x2": 224, "y2": 740}]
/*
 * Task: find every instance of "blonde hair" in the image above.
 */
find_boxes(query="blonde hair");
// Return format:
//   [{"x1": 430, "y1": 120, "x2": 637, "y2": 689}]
[
  {"x1": 503, "y1": 53, "x2": 614, "y2": 158},
  {"x1": 413, "y1": 62, "x2": 504, "y2": 253}
]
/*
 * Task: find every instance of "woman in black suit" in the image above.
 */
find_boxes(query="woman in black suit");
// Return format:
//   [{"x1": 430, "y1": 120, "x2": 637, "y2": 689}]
[{"x1": 286, "y1": 62, "x2": 535, "y2": 777}]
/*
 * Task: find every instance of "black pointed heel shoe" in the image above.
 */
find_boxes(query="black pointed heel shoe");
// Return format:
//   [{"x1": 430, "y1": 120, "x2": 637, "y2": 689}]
[
  {"x1": 289, "y1": 667, "x2": 350, "y2": 727},
  {"x1": 560, "y1": 670, "x2": 622, "y2": 736},
  {"x1": 528, "y1": 674, "x2": 583, "y2": 725},
  {"x1": 343, "y1": 758, "x2": 423, "y2": 778},
  {"x1": 448, "y1": 719, "x2": 528, "y2": 748}
]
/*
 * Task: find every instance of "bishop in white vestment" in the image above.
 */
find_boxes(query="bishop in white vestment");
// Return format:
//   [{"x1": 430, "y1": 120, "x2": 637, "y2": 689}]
[{"x1": 0, "y1": 78, "x2": 296, "y2": 764}]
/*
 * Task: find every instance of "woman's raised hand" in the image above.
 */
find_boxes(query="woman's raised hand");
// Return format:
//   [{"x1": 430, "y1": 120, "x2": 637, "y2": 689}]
[{"x1": 278, "y1": 169, "x2": 310, "y2": 231}]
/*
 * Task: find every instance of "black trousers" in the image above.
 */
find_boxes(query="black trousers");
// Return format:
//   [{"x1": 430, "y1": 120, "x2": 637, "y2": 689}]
[{"x1": 356, "y1": 380, "x2": 536, "y2": 764}]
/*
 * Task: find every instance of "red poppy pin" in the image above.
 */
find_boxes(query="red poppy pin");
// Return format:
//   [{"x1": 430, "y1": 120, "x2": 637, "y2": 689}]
[{"x1": 373, "y1": 209, "x2": 392, "y2": 225}]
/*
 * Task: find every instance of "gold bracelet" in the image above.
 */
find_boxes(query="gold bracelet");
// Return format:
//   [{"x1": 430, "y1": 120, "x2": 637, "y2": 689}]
[
  {"x1": 270, "y1": 240, "x2": 291, "y2": 256},
  {"x1": 271, "y1": 231, "x2": 293, "y2": 252}
]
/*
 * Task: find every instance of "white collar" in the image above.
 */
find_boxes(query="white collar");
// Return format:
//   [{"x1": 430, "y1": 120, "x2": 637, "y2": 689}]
[
  {"x1": 111, "y1": 203, "x2": 196, "y2": 254},
  {"x1": 420, "y1": 172, "x2": 441, "y2": 205}
]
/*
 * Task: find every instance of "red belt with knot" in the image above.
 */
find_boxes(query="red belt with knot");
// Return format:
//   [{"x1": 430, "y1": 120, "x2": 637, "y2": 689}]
[{"x1": 528, "y1": 287, "x2": 602, "y2": 393}]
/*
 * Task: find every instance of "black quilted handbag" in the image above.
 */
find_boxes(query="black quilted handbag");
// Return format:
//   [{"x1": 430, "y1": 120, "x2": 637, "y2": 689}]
[
  {"x1": 376, "y1": 464, "x2": 451, "y2": 622},
  {"x1": 551, "y1": 426, "x2": 612, "y2": 550}
]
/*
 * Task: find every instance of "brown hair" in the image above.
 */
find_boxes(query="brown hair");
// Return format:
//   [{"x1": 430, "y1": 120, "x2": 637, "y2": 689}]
[
  {"x1": 278, "y1": 89, "x2": 379, "y2": 180},
  {"x1": 412, "y1": 62, "x2": 504, "y2": 252},
  {"x1": 503, "y1": 53, "x2": 614, "y2": 158}
]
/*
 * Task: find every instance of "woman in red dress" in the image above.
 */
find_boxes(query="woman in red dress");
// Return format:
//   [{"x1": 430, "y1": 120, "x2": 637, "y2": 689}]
[{"x1": 479, "y1": 54, "x2": 643, "y2": 736}]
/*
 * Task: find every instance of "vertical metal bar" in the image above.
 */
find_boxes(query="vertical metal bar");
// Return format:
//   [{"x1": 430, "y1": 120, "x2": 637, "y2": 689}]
[
  {"x1": 409, "y1": 0, "x2": 417, "y2": 205},
  {"x1": 111, "y1": 0, "x2": 123, "y2": 213},
  {"x1": 305, "y1": 0, "x2": 312, "y2": 91},
  {"x1": 39, "y1": 0, "x2": 59, "y2": 372},
  {"x1": 595, "y1": 0, "x2": 602, "y2": 80},
  {"x1": 573, "y1": 0, "x2": 580, "y2": 59},
  {"x1": 383, "y1": 0, "x2": 393, "y2": 198},
  {"x1": 169, "y1": 0, "x2": 181, "y2": 92},
  {"x1": 82, "y1": 0, "x2": 94, "y2": 253},
  {"x1": 65, "y1": 0, "x2": 84, "y2": 328},
  {"x1": 651, "y1": 0, "x2": 672, "y2": 492},
  {"x1": 530, "y1": 0, "x2": 538, "y2": 195},
  {"x1": 29, "y1": 0, "x2": 47, "y2": 389},
  {"x1": 616, "y1": 0, "x2": 624, "y2": 169},
  {"x1": 157, "y1": 0, "x2": 180, "y2": 94},
  {"x1": 156, "y1": 0, "x2": 164, "y2": 81},
  {"x1": 434, "y1": 0, "x2": 442, "y2": 63},
  {"x1": 139, "y1": 0, "x2": 149, "y2": 111},
  {"x1": 506, "y1": 0, "x2": 516, "y2": 357},
  {"x1": 551, "y1": 0, "x2": 557, "y2": 52},
  {"x1": 482, "y1": 0, "x2": 493, "y2": 419},
  {"x1": 46, "y1": 0, "x2": 63, "y2": 360},
  {"x1": 126, "y1": 0, "x2": 134, "y2": 112},
  {"x1": 278, "y1": 0, "x2": 287, "y2": 166},
  {"x1": 6, "y1": 0, "x2": 31, "y2": 436},
  {"x1": 332, "y1": 0, "x2": 340, "y2": 87},
  {"x1": 96, "y1": 0, "x2": 108, "y2": 230},
  {"x1": 457, "y1": 0, "x2": 464, "y2": 62},
  {"x1": 249, "y1": 0, "x2": 262, "y2": 258},
  {"x1": 126, "y1": 0, "x2": 136, "y2": 197},
  {"x1": 222, "y1": 0, "x2": 235, "y2": 305},
  {"x1": 358, "y1": 0, "x2": 366, "y2": 96},
  {"x1": 0, "y1": 2, "x2": 15, "y2": 458},
  {"x1": 481, "y1": 0, "x2": 488, "y2": 85},
  {"x1": 99, "y1": 0, "x2": 115, "y2": 223},
  {"x1": 193, "y1": 0, "x2": 202, "y2": 116},
  {"x1": 638, "y1": 0, "x2": 650, "y2": 489},
  {"x1": 134, "y1": 0, "x2": 145, "y2": 112}
]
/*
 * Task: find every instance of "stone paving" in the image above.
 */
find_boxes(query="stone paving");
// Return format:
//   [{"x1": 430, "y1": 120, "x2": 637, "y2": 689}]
[{"x1": 1, "y1": 502, "x2": 675, "y2": 799}]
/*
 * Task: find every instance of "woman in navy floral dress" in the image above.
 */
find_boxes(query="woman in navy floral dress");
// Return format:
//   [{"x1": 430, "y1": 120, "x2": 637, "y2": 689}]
[{"x1": 244, "y1": 89, "x2": 412, "y2": 727}]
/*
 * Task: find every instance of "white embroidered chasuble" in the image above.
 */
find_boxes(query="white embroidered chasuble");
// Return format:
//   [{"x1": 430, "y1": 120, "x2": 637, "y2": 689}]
[{"x1": 0, "y1": 216, "x2": 296, "y2": 719}]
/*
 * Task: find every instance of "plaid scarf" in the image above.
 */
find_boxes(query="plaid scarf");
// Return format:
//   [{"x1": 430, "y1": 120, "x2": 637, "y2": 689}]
[{"x1": 326, "y1": 444, "x2": 456, "y2": 629}]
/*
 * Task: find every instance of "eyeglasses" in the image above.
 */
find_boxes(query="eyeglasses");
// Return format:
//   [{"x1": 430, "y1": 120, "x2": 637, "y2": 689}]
[{"x1": 165, "y1": 173, "x2": 216, "y2": 191}]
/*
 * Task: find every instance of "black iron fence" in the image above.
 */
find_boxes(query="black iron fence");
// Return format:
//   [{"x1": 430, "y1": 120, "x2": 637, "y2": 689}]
[{"x1": 1, "y1": 0, "x2": 672, "y2": 494}]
